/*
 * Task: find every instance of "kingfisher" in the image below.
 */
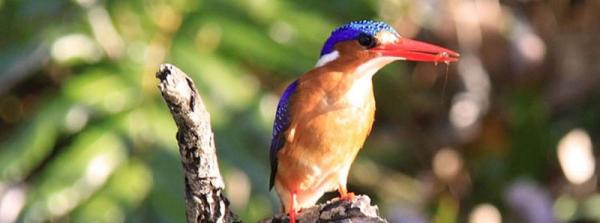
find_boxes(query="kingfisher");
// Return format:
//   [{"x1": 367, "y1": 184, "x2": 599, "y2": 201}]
[{"x1": 269, "y1": 20, "x2": 458, "y2": 222}]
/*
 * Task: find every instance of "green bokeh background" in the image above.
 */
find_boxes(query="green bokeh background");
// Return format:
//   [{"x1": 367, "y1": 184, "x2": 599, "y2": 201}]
[{"x1": 1, "y1": 0, "x2": 599, "y2": 222}]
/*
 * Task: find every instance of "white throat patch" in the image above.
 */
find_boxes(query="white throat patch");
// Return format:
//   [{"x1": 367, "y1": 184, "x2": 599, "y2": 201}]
[
  {"x1": 343, "y1": 56, "x2": 398, "y2": 107},
  {"x1": 315, "y1": 50, "x2": 339, "y2": 67},
  {"x1": 354, "y1": 56, "x2": 397, "y2": 78}
]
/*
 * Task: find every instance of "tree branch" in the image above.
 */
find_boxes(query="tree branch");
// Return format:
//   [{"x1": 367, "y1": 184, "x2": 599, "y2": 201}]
[
  {"x1": 263, "y1": 195, "x2": 387, "y2": 223},
  {"x1": 156, "y1": 64, "x2": 239, "y2": 223},
  {"x1": 156, "y1": 64, "x2": 387, "y2": 223}
]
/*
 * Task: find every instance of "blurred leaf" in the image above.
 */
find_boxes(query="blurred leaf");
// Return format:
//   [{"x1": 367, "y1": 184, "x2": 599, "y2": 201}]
[
  {"x1": 71, "y1": 159, "x2": 153, "y2": 222},
  {"x1": 146, "y1": 150, "x2": 186, "y2": 223},
  {"x1": 20, "y1": 128, "x2": 127, "y2": 222},
  {"x1": 0, "y1": 99, "x2": 68, "y2": 182},
  {"x1": 507, "y1": 90, "x2": 552, "y2": 179},
  {"x1": 433, "y1": 194, "x2": 457, "y2": 223},
  {"x1": 63, "y1": 68, "x2": 139, "y2": 114}
]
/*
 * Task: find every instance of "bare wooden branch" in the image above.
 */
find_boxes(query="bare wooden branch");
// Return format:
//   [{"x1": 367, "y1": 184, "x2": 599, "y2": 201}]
[
  {"x1": 156, "y1": 64, "x2": 387, "y2": 223},
  {"x1": 262, "y1": 195, "x2": 387, "y2": 223},
  {"x1": 156, "y1": 64, "x2": 239, "y2": 223}
]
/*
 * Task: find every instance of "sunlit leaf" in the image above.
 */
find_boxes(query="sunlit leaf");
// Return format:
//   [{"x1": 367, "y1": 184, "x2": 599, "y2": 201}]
[
  {"x1": 20, "y1": 128, "x2": 127, "y2": 222},
  {"x1": 70, "y1": 159, "x2": 153, "y2": 222},
  {"x1": 62, "y1": 68, "x2": 139, "y2": 114}
]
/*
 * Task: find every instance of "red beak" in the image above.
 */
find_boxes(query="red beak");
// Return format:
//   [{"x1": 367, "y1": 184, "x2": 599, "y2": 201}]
[{"x1": 371, "y1": 38, "x2": 460, "y2": 63}]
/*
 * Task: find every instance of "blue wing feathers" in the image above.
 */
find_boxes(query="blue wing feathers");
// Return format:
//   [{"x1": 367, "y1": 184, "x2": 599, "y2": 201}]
[{"x1": 269, "y1": 80, "x2": 298, "y2": 189}]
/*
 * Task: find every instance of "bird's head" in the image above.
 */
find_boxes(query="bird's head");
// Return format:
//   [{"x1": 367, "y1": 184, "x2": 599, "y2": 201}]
[{"x1": 315, "y1": 20, "x2": 459, "y2": 75}]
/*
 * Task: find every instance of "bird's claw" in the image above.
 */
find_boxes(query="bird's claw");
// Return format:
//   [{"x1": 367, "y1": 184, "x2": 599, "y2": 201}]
[{"x1": 340, "y1": 192, "x2": 355, "y2": 201}]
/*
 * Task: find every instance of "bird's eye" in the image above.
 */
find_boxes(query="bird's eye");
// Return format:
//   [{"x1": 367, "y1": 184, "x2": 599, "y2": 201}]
[{"x1": 358, "y1": 33, "x2": 376, "y2": 48}]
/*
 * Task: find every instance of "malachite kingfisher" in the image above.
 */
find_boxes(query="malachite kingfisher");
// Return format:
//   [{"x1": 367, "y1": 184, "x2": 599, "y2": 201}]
[{"x1": 269, "y1": 20, "x2": 459, "y2": 222}]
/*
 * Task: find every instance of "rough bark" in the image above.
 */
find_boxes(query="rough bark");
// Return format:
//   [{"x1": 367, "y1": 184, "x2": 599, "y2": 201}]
[
  {"x1": 156, "y1": 64, "x2": 239, "y2": 223},
  {"x1": 262, "y1": 195, "x2": 387, "y2": 223},
  {"x1": 156, "y1": 64, "x2": 387, "y2": 223}
]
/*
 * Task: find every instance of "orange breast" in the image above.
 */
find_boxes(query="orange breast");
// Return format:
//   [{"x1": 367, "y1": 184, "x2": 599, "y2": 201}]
[{"x1": 274, "y1": 70, "x2": 376, "y2": 210}]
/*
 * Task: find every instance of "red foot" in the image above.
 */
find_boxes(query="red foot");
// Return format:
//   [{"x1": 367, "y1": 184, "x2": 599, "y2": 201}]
[
  {"x1": 338, "y1": 187, "x2": 355, "y2": 201},
  {"x1": 341, "y1": 192, "x2": 355, "y2": 201},
  {"x1": 288, "y1": 192, "x2": 297, "y2": 223}
]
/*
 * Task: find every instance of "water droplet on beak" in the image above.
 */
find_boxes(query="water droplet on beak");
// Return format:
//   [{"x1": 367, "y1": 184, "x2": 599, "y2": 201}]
[{"x1": 434, "y1": 52, "x2": 451, "y2": 66}]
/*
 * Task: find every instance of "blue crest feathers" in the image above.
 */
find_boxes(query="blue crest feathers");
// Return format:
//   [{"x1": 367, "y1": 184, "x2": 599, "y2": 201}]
[{"x1": 320, "y1": 20, "x2": 398, "y2": 56}]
